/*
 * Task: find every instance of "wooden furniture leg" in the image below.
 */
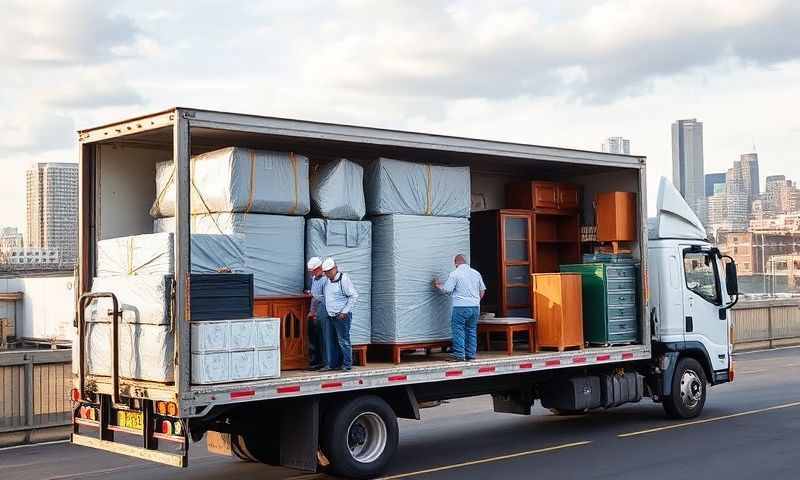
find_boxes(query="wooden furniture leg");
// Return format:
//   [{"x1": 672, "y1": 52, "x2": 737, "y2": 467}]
[
  {"x1": 505, "y1": 329, "x2": 514, "y2": 356},
  {"x1": 528, "y1": 324, "x2": 536, "y2": 353}
]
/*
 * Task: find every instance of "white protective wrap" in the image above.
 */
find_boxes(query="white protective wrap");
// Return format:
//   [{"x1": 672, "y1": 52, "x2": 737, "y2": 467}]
[
  {"x1": 365, "y1": 157, "x2": 471, "y2": 217},
  {"x1": 370, "y1": 215, "x2": 470, "y2": 344},
  {"x1": 76, "y1": 322, "x2": 174, "y2": 383},
  {"x1": 305, "y1": 219, "x2": 371, "y2": 345},
  {"x1": 150, "y1": 147, "x2": 310, "y2": 217},
  {"x1": 96, "y1": 232, "x2": 245, "y2": 277},
  {"x1": 154, "y1": 213, "x2": 305, "y2": 296},
  {"x1": 89, "y1": 274, "x2": 171, "y2": 325},
  {"x1": 310, "y1": 158, "x2": 365, "y2": 220}
]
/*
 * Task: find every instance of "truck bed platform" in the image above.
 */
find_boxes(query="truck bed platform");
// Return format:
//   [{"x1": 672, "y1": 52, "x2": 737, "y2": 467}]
[
  {"x1": 188, "y1": 344, "x2": 649, "y2": 415},
  {"x1": 83, "y1": 344, "x2": 650, "y2": 417}
]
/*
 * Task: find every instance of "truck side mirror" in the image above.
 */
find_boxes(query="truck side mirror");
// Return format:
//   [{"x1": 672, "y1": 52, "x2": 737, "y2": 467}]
[{"x1": 725, "y1": 261, "x2": 739, "y2": 296}]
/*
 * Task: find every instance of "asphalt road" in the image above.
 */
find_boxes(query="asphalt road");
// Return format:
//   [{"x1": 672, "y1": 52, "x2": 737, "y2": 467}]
[{"x1": 2, "y1": 347, "x2": 799, "y2": 480}]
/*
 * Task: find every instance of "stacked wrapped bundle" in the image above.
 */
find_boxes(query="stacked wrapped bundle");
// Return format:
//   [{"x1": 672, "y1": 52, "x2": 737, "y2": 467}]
[
  {"x1": 150, "y1": 147, "x2": 310, "y2": 217},
  {"x1": 154, "y1": 213, "x2": 305, "y2": 296},
  {"x1": 370, "y1": 215, "x2": 470, "y2": 344},
  {"x1": 310, "y1": 158, "x2": 365, "y2": 220},
  {"x1": 305, "y1": 219, "x2": 371, "y2": 345},
  {"x1": 151, "y1": 147, "x2": 309, "y2": 298},
  {"x1": 364, "y1": 157, "x2": 471, "y2": 218},
  {"x1": 365, "y1": 157, "x2": 472, "y2": 346}
]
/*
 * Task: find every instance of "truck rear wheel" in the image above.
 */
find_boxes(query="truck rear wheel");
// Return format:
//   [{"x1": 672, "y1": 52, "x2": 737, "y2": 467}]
[
  {"x1": 663, "y1": 357, "x2": 707, "y2": 419},
  {"x1": 322, "y1": 395, "x2": 398, "y2": 479}
]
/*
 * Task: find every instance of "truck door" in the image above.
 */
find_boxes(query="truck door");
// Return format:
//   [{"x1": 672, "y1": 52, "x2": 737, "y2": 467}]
[{"x1": 681, "y1": 247, "x2": 729, "y2": 372}]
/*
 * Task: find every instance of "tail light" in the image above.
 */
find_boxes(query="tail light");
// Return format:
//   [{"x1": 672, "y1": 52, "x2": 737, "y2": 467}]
[
  {"x1": 70, "y1": 388, "x2": 81, "y2": 402},
  {"x1": 160, "y1": 420, "x2": 173, "y2": 435},
  {"x1": 156, "y1": 401, "x2": 178, "y2": 417}
]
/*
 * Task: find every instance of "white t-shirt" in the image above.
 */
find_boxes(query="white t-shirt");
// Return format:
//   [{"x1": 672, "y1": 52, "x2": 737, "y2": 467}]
[{"x1": 440, "y1": 264, "x2": 486, "y2": 307}]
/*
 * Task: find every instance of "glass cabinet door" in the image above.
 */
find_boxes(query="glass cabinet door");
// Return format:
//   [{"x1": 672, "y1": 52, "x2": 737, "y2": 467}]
[
  {"x1": 503, "y1": 216, "x2": 529, "y2": 262},
  {"x1": 500, "y1": 212, "x2": 532, "y2": 316}
]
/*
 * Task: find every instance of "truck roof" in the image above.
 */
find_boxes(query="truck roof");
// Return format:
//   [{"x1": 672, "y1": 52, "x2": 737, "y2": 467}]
[{"x1": 77, "y1": 107, "x2": 646, "y2": 172}]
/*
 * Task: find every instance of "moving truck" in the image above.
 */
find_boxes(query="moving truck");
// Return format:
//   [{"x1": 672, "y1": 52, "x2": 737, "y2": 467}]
[{"x1": 70, "y1": 108, "x2": 739, "y2": 479}]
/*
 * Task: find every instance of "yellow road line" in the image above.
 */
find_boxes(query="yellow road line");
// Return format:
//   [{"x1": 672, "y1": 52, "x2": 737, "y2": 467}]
[
  {"x1": 377, "y1": 441, "x2": 592, "y2": 479},
  {"x1": 618, "y1": 400, "x2": 800, "y2": 438}
]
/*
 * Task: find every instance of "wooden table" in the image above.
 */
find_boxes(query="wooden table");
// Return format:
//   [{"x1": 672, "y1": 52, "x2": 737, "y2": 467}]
[{"x1": 478, "y1": 317, "x2": 537, "y2": 355}]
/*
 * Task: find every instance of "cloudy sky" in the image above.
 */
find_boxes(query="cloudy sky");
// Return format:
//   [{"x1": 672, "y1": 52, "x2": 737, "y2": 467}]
[{"x1": 2, "y1": 0, "x2": 799, "y2": 227}]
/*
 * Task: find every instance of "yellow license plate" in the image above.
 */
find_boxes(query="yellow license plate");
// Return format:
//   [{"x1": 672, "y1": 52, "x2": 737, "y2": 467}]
[{"x1": 117, "y1": 410, "x2": 143, "y2": 431}]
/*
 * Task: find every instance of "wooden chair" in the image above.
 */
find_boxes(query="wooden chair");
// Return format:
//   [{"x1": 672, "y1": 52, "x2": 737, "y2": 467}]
[{"x1": 478, "y1": 317, "x2": 537, "y2": 355}]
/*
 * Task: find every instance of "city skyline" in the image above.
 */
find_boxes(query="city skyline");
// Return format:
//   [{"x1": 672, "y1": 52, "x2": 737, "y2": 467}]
[{"x1": 1, "y1": 3, "x2": 800, "y2": 227}]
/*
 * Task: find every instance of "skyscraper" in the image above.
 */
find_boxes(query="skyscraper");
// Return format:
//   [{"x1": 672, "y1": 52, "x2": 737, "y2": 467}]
[
  {"x1": 602, "y1": 137, "x2": 631, "y2": 155},
  {"x1": 739, "y1": 153, "x2": 760, "y2": 203},
  {"x1": 25, "y1": 163, "x2": 78, "y2": 266},
  {"x1": 671, "y1": 119, "x2": 705, "y2": 216},
  {"x1": 705, "y1": 173, "x2": 726, "y2": 197}
]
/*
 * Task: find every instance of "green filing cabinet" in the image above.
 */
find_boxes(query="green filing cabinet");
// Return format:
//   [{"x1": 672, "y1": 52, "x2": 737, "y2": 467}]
[{"x1": 559, "y1": 263, "x2": 639, "y2": 345}]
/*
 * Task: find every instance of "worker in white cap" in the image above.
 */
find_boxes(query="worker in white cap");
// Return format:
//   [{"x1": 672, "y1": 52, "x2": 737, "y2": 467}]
[
  {"x1": 306, "y1": 257, "x2": 328, "y2": 370},
  {"x1": 321, "y1": 257, "x2": 358, "y2": 371}
]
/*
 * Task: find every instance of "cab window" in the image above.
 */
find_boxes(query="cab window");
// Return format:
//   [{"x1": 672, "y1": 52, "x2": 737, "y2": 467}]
[{"x1": 683, "y1": 250, "x2": 720, "y2": 304}]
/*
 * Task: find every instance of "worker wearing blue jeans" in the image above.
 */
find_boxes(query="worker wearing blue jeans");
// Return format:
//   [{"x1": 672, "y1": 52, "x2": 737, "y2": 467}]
[
  {"x1": 434, "y1": 254, "x2": 486, "y2": 361},
  {"x1": 321, "y1": 257, "x2": 358, "y2": 371}
]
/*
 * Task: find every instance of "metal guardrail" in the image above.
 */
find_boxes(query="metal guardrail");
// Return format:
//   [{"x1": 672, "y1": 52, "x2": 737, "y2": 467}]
[
  {"x1": 0, "y1": 349, "x2": 72, "y2": 434},
  {"x1": 731, "y1": 298, "x2": 800, "y2": 351}
]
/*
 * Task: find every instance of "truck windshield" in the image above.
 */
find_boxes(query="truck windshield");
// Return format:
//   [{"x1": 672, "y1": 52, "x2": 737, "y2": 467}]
[{"x1": 683, "y1": 250, "x2": 720, "y2": 304}]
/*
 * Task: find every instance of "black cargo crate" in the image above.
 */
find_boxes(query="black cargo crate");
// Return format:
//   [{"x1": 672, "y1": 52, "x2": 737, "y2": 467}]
[{"x1": 166, "y1": 273, "x2": 254, "y2": 321}]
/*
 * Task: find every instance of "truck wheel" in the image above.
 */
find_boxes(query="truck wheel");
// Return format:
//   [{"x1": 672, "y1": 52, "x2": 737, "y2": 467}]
[
  {"x1": 663, "y1": 357, "x2": 707, "y2": 419},
  {"x1": 322, "y1": 395, "x2": 398, "y2": 479}
]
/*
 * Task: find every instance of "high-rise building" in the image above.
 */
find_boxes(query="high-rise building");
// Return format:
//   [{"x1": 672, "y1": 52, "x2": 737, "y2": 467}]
[
  {"x1": 738, "y1": 153, "x2": 760, "y2": 204},
  {"x1": 764, "y1": 174, "x2": 796, "y2": 214},
  {"x1": 705, "y1": 173, "x2": 726, "y2": 197},
  {"x1": 671, "y1": 119, "x2": 704, "y2": 217},
  {"x1": 0, "y1": 227, "x2": 23, "y2": 249},
  {"x1": 602, "y1": 137, "x2": 631, "y2": 155},
  {"x1": 25, "y1": 163, "x2": 78, "y2": 266}
]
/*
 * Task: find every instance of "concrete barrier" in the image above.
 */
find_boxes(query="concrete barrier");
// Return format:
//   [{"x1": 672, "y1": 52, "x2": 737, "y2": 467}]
[{"x1": 731, "y1": 298, "x2": 800, "y2": 351}]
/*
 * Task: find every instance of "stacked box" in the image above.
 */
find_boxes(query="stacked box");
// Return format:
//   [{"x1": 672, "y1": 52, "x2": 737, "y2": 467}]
[
  {"x1": 150, "y1": 147, "x2": 310, "y2": 217},
  {"x1": 154, "y1": 213, "x2": 305, "y2": 296},
  {"x1": 365, "y1": 157, "x2": 471, "y2": 217},
  {"x1": 370, "y1": 215, "x2": 470, "y2": 344},
  {"x1": 191, "y1": 318, "x2": 281, "y2": 384},
  {"x1": 305, "y1": 219, "x2": 371, "y2": 345},
  {"x1": 310, "y1": 158, "x2": 366, "y2": 220}
]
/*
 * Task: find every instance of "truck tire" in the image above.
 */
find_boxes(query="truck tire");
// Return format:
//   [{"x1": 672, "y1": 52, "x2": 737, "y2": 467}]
[
  {"x1": 663, "y1": 357, "x2": 707, "y2": 419},
  {"x1": 322, "y1": 395, "x2": 398, "y2": 479}
]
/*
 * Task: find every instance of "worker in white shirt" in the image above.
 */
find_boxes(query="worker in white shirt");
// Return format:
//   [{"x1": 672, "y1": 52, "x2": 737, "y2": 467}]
[
  {"x1": 433, "y1": 254, "x2": 486, "y2": 362},
  {"x1": 306, "y1": 257, "x2": 329, "y2": 370},
  {"x1": 321, "y1": 257, "x2": 358, "y2": 371}
]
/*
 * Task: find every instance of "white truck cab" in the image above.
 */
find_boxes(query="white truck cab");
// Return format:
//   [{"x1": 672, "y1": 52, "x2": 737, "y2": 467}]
[{"x1": 647, "y1": 177, "x2": 738, "y2": 417}]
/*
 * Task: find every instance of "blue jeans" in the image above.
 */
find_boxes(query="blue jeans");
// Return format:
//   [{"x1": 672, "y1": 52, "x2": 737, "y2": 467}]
[
  {"x1": 329, "y1": 312, "x2": 352, "y2": 369},
  {"x1": 451, "y1": 306, "x2": 479, "y2": 360},
  {"x1": 320, "y1": 306, "x2": 341, "y2": 368}
]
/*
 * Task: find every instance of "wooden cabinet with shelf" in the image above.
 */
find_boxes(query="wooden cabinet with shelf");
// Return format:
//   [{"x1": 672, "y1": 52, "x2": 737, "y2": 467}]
[
  {"x1": 470, "y1": 210, "x2": 533, "y2": 317},
  {"x1": 506, "y1": 181, "x2": 581, "y2": 213},
  {"x1": 254, "y1": 295, "x2": 310, "y2": 370},
  {"x1": 531, "y1": 273, "x2": 583, "y2": 351}
]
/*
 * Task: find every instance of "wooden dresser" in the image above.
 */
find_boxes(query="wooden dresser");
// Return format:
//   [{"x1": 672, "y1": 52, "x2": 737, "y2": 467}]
[
  {"x1": 531, "y1": 273, "x2": 583, "y2": 351},
  {"x1": 254, "y1": 295, "x2": 310, "y2": 370}
]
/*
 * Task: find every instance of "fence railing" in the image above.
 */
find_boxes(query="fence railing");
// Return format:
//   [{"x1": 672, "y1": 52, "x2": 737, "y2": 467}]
[
  {"x1": 731, "y1": 298, "x2": 800, "y2": 351},
  {"x1": 0, "y1": 349, "x2": 72, "y2": 434}
]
